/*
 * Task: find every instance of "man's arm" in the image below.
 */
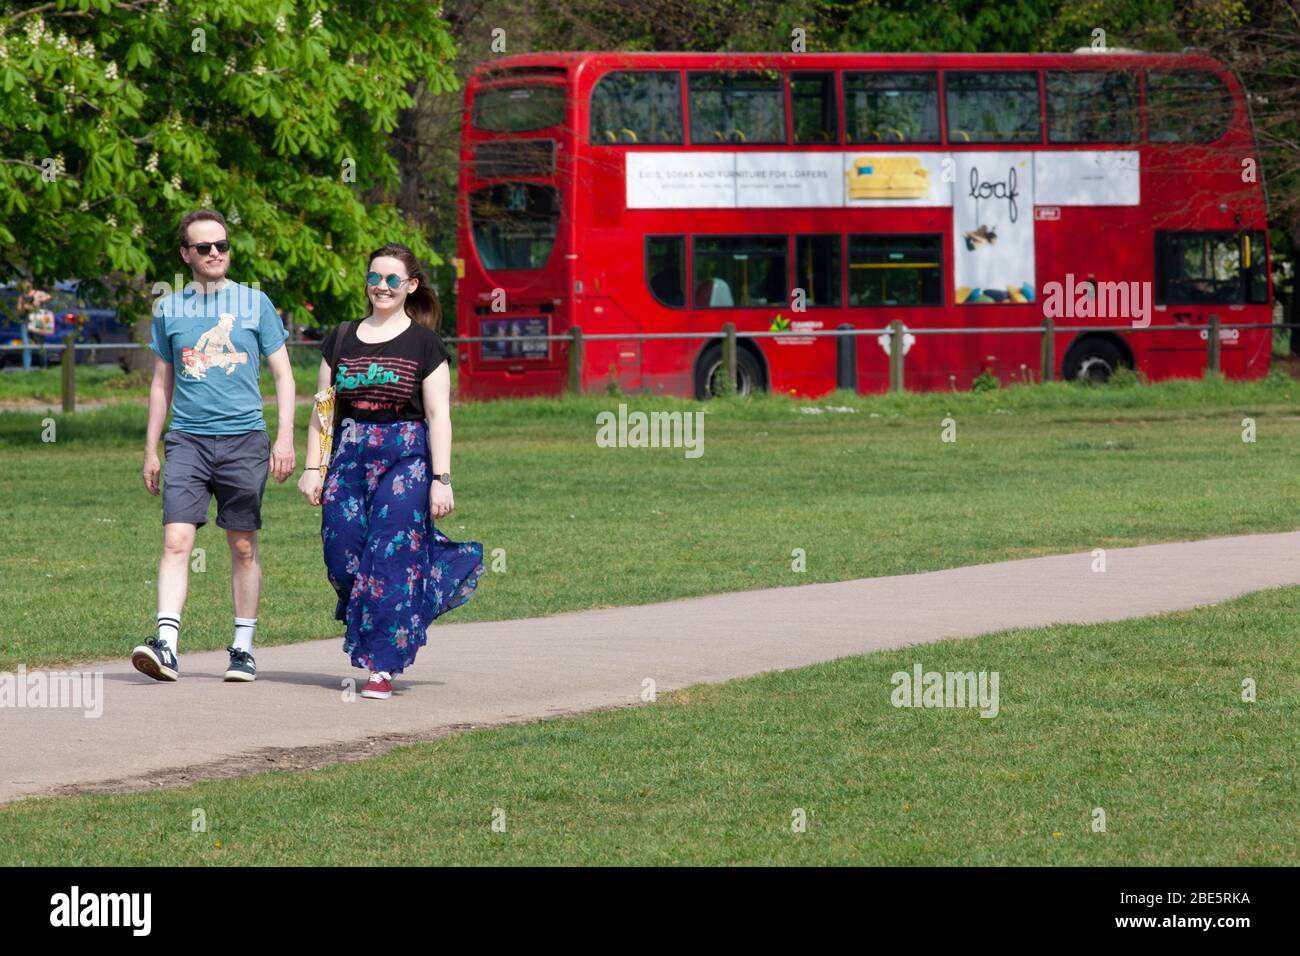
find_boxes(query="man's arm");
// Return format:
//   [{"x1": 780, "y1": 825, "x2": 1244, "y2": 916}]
[
  {"x1": 143, "y1": 357, "x2": 173, "y2": 496},
  {"x1": 266, "y1": 344, "x2": 296, "y2": 483}
]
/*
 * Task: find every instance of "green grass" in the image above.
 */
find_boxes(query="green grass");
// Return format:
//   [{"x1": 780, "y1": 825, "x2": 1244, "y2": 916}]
[
  {"x1": 2, "y1": 584, "x2": 1295, "y2": 865},
  {"x1": 3, "y1": 373, "x2": 1300, "y2": 670},
  {"x1": 0, "y1": 344, "x2": 331, "y2": 403}
]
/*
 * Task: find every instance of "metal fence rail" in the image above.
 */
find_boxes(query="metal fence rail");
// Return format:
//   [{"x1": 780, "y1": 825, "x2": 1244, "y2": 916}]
[{"x1": 6, "y1": 319, "x2": 1295, "y2": 411}]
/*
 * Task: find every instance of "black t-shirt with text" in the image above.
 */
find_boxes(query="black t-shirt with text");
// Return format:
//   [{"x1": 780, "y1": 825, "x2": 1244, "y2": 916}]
[{"x1": 321, "y1": 320, "x2": 449, "y2": 423}]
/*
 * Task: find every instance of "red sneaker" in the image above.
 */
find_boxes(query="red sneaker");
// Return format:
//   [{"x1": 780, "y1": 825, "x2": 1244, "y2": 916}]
[{"x1": 360, "y1": 671, "x2": 392, "y2": 699}]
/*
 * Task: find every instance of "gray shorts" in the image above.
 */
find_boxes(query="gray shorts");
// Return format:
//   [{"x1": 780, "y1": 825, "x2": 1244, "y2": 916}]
[{"x1": 162, "y1": 430, "x2": 270, "y2": 531}]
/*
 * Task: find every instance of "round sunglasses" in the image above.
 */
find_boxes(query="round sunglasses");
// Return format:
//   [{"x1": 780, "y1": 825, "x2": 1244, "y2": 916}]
[{"x1": 367, "y1": 271, "x2": 409, "y2": 289}]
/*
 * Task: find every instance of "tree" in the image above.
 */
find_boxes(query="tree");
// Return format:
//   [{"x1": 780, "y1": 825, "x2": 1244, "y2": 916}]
[{"x1": 0, "y1": 0, "x2": 459, "y2": 360}]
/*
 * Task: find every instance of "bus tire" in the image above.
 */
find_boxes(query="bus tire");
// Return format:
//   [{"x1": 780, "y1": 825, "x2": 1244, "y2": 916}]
[
  {"x1": 694, "y1": 343, "x2": 764, "y2": 399},
  {"x1": 1062, "y1": 336, "x2": 1130, "y2": 384}
]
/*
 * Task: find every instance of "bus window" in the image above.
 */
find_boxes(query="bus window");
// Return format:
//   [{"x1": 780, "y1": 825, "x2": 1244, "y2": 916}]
[
  {"x1": 1155, "y1": 231, "x2": 1269, "y2": 304},
  {"x1": 469, "y1": 183, "x2": 560, "y2": 272},
  {"x1": 688, "y1": 71, "x2": 786, "y2": 144},
  {"x1": 693, "y1": 236, "x2": 787, "y2": 307},
  {"x1": 472, "y1": 85, "x2": 566, "y2": 133},
  {"x1": 1147, "y1": 70, "x2": 1233, "y2": 143},
  {"x1": 791, "y1": 72, "x2": 837, "y2": 143},
  {"x1": 646, "y1": 236, "x2": 686, "y2": 308},
  {"x1": 945, "y1": 72, "x2": 1041, "y2": 143},
  {"x1": 848, "y1": 235, "x2": 944, "y2": 307},
  {"x1": 589, "y1": 71, "x2": 683, "y2": 144},
  {"x1": 795, "y1": 235, "x2": 841, "y2": 307},
  {"x1": 1046, "y1": 71, "x2": 1139, "y2": 143},
  {"x1": 844, "y1": 72, "x2": 940, "y2": 144}
]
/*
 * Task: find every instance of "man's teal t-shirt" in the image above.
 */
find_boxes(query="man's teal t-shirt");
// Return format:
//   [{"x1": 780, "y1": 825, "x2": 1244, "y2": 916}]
[{"x1": 149, "y1": 280, "x2": 287, "y2": 435}]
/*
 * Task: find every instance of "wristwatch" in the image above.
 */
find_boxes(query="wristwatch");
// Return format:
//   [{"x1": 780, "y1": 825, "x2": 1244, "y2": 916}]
[{"x1": 433, "y1": 471, "x2": 451, "y2": 485}]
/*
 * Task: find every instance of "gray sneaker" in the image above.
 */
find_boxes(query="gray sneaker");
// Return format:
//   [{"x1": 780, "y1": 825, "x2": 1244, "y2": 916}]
[
  {"x1": 131, "y1": 637, "x2": 179, "y2": 682},
  {"x1": 224, "y1": 646, "x2": 257, "y2": 682}
]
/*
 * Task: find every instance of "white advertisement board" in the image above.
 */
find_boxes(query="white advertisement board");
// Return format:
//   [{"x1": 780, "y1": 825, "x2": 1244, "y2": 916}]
[{"x1": 951, "y1": 152, "x2": 1035, "y2": 304}]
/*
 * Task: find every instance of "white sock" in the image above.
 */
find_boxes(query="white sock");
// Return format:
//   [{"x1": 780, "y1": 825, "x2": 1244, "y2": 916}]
[
  {"x1": 233, "y1": 617, "x2": 257, "y2": 653},
  {"x1": 157, "y1": 613, "x2": 180, "y2": 652}
]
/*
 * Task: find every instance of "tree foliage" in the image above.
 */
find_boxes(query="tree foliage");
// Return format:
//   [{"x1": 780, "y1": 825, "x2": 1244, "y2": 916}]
[{"x1": 0, "y1": 0, "x2": 458, "y2": 328}]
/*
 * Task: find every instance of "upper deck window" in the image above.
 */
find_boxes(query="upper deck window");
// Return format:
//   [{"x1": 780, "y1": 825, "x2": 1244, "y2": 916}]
[
  {"x1": 791, "y1": 72, "x2": 838, "y2": 143},
  {"x1": 469, "y1": 183, "x2": 560, "y2": 272},
  {"x1": 689, "y1": 71, "x2": 786, "y2": 144},
  {"x1": 473, "y1": 85, "x2": 566, "y2": 133},
  {"x1": 945, "y1": 71, "x2": 1041, "y2": 143},
  {"x1": 589, "y1": 71, "x2": 683, "y2": 144},
  {"x1": 1147, "y1": 70, "x2": 1233, "y2": 143},
  {"x1": 1046, "y1": 71, "x2": 1139, "y2": 143},
  {"x1": 844, "y1": 72, "x2": 940, "y2": 144}
]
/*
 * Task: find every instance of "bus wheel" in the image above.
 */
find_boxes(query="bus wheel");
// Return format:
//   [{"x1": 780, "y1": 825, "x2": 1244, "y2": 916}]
[
  {"x1": 1063, "y1": 338, "x2": 1127, "y2": 384},
  {"x1": 695, "y1": 345, "x2": 762, "y2": 399}
]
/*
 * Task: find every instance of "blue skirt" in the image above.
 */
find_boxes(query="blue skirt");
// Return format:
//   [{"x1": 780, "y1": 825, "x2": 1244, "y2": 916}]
[{"x1": 321, "y1": 418, "x2": 484, "y2": 675}]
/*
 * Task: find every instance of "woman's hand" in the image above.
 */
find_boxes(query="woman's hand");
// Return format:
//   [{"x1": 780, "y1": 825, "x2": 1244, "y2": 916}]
[
  {"x1": 298, "y1": 468, "x2": 324, "y2": 507},
  {"x1": 430, "y1": 481, "x2": 454, "y2": 520}
]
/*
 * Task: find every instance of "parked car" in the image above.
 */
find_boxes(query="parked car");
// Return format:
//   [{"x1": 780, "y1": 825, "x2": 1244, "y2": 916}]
[{"x1": 0, "y1": 280, "x2": 133, "y2": 369}]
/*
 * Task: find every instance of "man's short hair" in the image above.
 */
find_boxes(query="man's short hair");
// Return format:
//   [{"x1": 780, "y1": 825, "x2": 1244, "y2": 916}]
[{"x1": 179, "y1": 209, "x2": 228, "y2": 247}]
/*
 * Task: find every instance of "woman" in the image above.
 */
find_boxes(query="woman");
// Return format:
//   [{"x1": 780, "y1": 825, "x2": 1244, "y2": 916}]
[{"x1": 298, "y1": 243, "x2": 484, "y2": 700}]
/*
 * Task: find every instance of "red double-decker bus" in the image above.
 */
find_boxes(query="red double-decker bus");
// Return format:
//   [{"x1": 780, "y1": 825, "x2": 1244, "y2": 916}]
[{"x1": 455, "y1": 50, "x2": 1272, "y2": 400}]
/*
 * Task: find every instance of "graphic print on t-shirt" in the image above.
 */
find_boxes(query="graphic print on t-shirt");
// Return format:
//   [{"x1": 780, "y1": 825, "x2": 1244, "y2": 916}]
[
  {"x1": 336, "y1": 354, "x2": 419, "y2": 414},
  {"x1": 179, "y1": 313, "x2": 250, "y2": 380}
]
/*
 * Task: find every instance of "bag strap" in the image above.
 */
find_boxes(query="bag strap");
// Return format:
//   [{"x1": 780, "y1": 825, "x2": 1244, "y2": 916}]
[{"x1": 329, "y1": 320, "x2": 356, "y2": 434}]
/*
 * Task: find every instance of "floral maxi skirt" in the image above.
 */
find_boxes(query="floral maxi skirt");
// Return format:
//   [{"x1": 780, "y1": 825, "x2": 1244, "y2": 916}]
[{"x1": 321, "y1": 418, "x2": 484, "y2": 675}]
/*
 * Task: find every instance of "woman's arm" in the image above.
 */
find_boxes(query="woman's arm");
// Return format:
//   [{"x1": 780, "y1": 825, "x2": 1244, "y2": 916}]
[
  {"x1": 297, "y1": 358, "x2": 333, "y2": 506},
  {"x1": 423, "y1": 361, "x2": 453, "y2": 518}
]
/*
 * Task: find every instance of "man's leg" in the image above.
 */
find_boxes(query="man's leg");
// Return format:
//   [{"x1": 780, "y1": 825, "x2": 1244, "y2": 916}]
[
  {"x1": 227, "y1": 529, "x2": 261, "y2": 645},
  {"x1": 134, "y1": 433, "x2": 212, "y2": 682},
  {"x1": 214, "y1": 431, "x2": 269, "y2": 682},
  {"x1": 158, "y1": 522, "x2": 197, "y2": 641}
]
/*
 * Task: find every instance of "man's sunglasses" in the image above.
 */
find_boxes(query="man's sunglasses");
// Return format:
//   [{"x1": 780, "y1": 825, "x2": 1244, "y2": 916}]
[
  {"x1": 184, "y1": 240, "x2": 230, "y2": 255},
  {"x1": 367, "y1": 272, "x2": 408, "y2": 289}
]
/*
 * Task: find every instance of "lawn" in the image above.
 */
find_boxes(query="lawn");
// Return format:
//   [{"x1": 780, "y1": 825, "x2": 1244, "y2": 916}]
[
  {"x1": 2, "y1": 373, "x2": 1300, "y2": 671},
  {"x1": 1, "y1": 583, "x2": 1295, "y2": 865}
]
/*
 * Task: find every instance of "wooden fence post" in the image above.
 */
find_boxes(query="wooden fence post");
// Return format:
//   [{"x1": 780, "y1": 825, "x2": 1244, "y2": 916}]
[
  {"x1": 61, "y1": 332, "x2": 76, "y2": 413},
  {"x1": 889, "y1": 320, "x2": 905, "y2": 393},
  {"x1": 568, "y1": 326, "x2": 583, "y2": 394}
]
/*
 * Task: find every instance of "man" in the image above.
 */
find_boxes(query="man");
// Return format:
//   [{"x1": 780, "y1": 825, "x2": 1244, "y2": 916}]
[{"x1": 132, "y1": 209, "x2": 296, "y2": 683}]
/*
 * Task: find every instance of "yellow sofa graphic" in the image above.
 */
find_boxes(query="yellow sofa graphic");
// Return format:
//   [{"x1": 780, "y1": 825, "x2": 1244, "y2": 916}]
[{"x1": 846, "y1": 155, "x2": 930, "y2": 200}]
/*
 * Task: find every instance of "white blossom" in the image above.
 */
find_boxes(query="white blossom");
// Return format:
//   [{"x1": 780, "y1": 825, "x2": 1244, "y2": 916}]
[
  {"x1": 224, "y1": 54, "x2": 236, "y2": 76},
  {"x1": 198, "y1": 192, "x2": 212, "y2": 208},
  {"x1": 229, "y1": 209, "x2": 241, "y2": 225},
  {"x1": 253, "y1": 62, "x2": 267, "y2": 77},
  {"x1": 309, "y1": 11, "x2": 324, "y2": 29},
  {"x1": 78, "y1": 200, "x2": 89, "y2": 211},
  {"x1": 145, "y1": 151, "x2": 159, "y2": 173},
  {"x1": 170, "y1": 174, "x2": 182, "y2": 190},
  {"x1": 24, "y1": 17, "x2": 46, "y2": 44},
  {"x1": 105, "y1": 215, "x2": 118, "y2": 228},
  {"x1": 275, "y1": 15, "x2": 287, "y2": 34},
  {"x1": 104, "y1": 61, "x2": 118, "y2": 81},
  {"x1": 132, "y1": 222, "x2": 143, "y2": 237},
  {"x1": 82, "y1": 40, "x2": 95, "y2": 59},
  {"x1": 55, "y1": 32, "x2": 69, "y2": 51}
]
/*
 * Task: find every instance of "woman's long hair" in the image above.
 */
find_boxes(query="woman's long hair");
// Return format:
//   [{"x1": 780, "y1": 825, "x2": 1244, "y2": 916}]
[{"x1": 365, "y1": 243, "x2": 440, "y2": 330}]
